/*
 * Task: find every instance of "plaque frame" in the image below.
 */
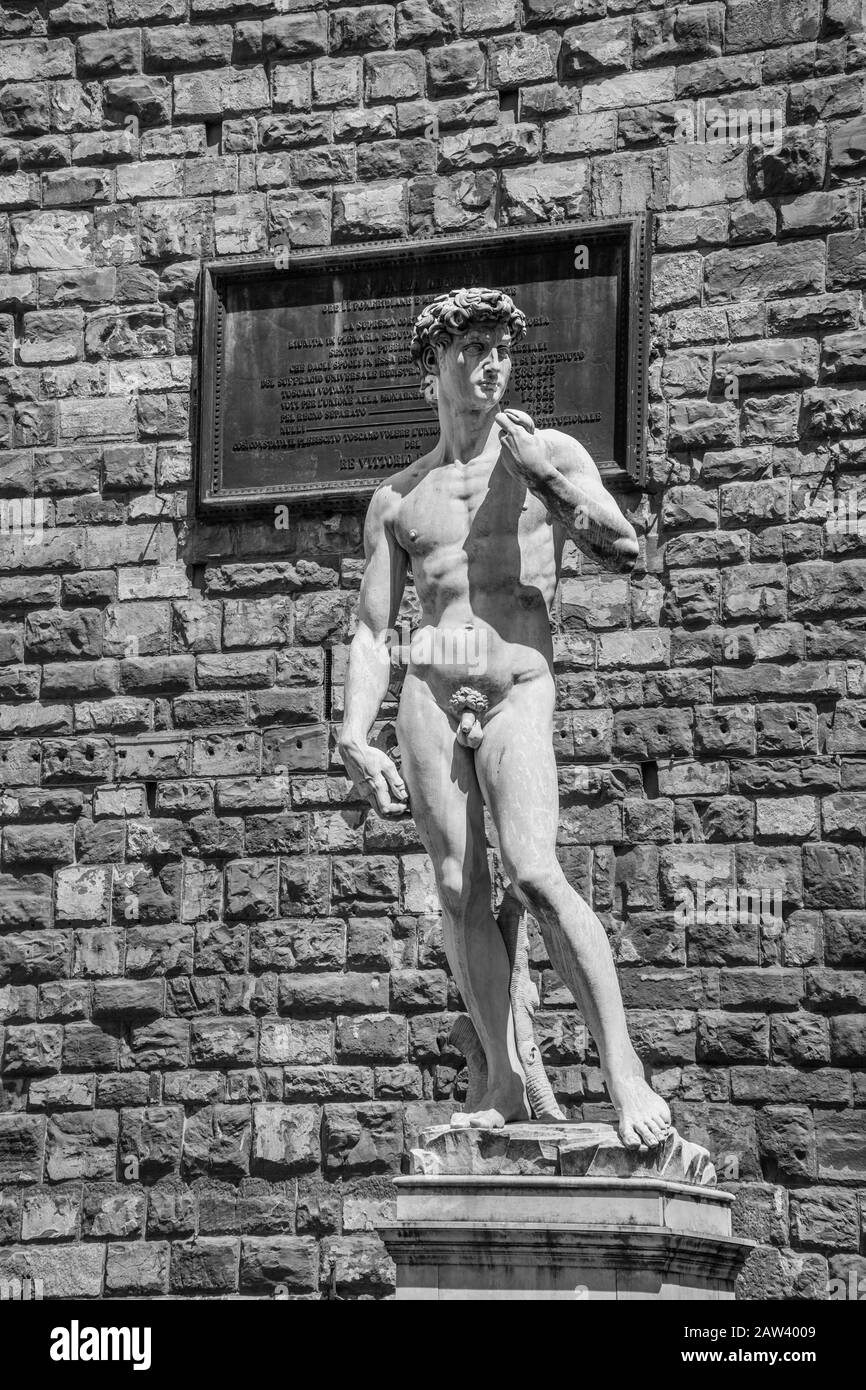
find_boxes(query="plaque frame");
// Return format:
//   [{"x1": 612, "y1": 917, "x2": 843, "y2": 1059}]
[{"x1": 195, "y1": 215, "x2": 652, "y2": 516}]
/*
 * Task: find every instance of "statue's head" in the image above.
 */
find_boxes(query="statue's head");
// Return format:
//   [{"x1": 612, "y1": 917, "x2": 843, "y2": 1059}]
[{"x1": 410, "y1": 287, "x2": 527, "y2": 412}]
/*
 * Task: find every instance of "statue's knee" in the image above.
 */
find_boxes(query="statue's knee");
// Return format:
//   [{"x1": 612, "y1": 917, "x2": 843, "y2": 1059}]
[
  {"x1": 438, "y1": 856, "x2": 491, "y2": 921},
  {"x1": 437, "y1": 859, "x2": 467, "y2": 918},
  {"x1": 511, "y1": 866, "x2": 561, "y2": 919}
]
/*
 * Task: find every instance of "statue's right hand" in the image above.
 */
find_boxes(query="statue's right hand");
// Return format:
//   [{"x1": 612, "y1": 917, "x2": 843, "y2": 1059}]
[{"x1": 340, "y1": 742, "x2": 409, "y2": 817}]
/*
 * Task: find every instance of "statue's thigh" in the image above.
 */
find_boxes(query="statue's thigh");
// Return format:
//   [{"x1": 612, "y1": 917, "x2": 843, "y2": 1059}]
[
  {"x1": 474, "y1": 695, "x2": 560, "y2": 871},
  {"x1": 396, "y1": 675, "x2": 486, "y2": 872}
]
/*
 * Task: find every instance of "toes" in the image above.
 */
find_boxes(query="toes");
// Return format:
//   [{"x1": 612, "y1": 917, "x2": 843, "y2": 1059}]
[
  {"x1": 619, "y1": 1120, "x2": 642, "y2": 1150},
  {"x1": 634, "y1": 1120, "x2": 658, "y2": 1148},
  {"x1": 470, "y1": 1109, "x2": 505, "y2": 1129},
  {"x1": 645, "y1": 1119, "x2": 667, "y2": 1145},
  {"x1": 453, "y1": 1108, "x2": 506, "y2": 1129}
]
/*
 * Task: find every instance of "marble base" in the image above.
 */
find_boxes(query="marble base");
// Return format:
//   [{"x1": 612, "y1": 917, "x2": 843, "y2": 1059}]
[{"x1": 382, "y1": 1123, "x2": 753, "y2": 1300}]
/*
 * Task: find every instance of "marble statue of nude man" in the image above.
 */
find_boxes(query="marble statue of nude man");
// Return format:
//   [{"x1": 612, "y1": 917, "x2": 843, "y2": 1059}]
[{"x1": 338, "y1": 287, "x2": 672, "y2": 1150}]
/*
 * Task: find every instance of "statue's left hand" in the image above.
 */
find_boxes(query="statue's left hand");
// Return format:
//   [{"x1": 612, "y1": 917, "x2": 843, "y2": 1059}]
[{"x1": 495, "y1": 410, "x2": 552, "y2": 487}]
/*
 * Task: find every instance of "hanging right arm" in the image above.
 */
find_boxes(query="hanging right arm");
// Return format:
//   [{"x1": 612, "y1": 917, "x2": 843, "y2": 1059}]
[{"x1": 337, "y1": 483, "x2": 410, "y2": 817}]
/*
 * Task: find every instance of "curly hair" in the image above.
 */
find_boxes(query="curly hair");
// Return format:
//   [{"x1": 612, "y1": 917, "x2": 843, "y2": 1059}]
[{"x1": 410, "y1": 287, "x2": 527, "y2": 365}]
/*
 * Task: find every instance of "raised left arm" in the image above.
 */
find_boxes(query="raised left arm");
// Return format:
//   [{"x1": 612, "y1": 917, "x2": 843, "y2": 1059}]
[{"x1": 496, "y1": 411, "x2": 639, "y2": 573}]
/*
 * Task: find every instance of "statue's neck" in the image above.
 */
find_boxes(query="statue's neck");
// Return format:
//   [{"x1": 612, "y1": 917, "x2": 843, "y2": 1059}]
[{"x1": 436, "y1": 406, "x2": 500, "y2": 468}]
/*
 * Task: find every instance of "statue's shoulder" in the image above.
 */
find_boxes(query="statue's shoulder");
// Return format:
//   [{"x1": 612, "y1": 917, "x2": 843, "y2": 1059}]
[
  {"x1": 538, "y1": 428, "x2": 598, "y2": 477},
  {"x1": 368, "y1": 477, "x2": 403, "y2": 526},
  {"x1": 376, "y1": 447, "x2": 439, "y2": 502},
  {"x1": 368, "y1": 453, "x2": 427, "y2": 525}
]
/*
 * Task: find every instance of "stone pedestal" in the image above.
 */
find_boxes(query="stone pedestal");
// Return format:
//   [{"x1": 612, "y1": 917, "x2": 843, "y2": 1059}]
[{"x1": 382, "y1": 1123, "x2": 753, "y2": 1301}]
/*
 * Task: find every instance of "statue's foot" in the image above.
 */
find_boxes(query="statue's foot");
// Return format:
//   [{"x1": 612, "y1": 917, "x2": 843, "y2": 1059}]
[
  {"x1": 608, "y1": 1064, "x2": 672, "y2": 1150},
  {"x1": 451, "y1": 1081, "x2": 530, "y2": 1130}
]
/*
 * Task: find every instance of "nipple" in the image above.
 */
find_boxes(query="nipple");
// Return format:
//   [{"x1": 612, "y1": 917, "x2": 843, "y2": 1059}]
[{"x1": 409, "y1": 529, "x2": 418, "y2": 541}]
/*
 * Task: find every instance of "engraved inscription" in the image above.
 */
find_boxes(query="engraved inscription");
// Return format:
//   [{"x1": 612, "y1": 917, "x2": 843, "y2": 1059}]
[
  {"x1": 199, "y1": 223, "x2": 646, "y2": 508},
  {"x1": 238, "y1": 302, "x2": 594, "y2": 470}
]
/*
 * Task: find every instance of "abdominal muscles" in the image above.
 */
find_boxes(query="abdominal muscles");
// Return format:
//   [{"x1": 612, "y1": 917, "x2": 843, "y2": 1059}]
[
  {"x1": 404, "y1": 509, "x2": 560, "y2": 711},
  {"x1": 407, "y1": 613, "x2": 554, "y2": 712}
]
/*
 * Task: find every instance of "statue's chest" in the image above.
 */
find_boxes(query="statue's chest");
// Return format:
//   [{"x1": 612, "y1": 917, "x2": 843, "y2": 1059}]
[{"x1": 396, "y1": 462, "x2": 546, "y2": 561}]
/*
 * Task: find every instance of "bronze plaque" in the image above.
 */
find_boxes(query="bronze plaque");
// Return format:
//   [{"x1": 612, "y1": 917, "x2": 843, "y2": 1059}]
[{"x1": 197, "y1": 218, "x2": 651, "y2": 514}]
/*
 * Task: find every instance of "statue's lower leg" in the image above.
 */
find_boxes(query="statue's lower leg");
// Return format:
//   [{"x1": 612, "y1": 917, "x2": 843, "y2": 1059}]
[
  {"x1": 449, "y1": 890, "x2": 563, "y2": 1126},
  {"x1": 529, "y1": 886, "x2": 672, "y2": 1150},
  {"x1": 495, "y1": 891, "x2": 564, "y2": 1122},
  {"x1": 439, "y1": 891, "x2": 529, "y2": 1130}
]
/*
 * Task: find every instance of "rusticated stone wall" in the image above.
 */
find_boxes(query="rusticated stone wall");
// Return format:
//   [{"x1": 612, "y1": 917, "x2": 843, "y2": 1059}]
[{"x1": 1, "y1": 0, "x2": 865, "y2": 1301}]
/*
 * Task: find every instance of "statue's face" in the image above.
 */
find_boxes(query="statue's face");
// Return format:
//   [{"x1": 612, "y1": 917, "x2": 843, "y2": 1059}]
[{"x1": 435, "y1": 322, "x2": 513, "y2": 411}]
